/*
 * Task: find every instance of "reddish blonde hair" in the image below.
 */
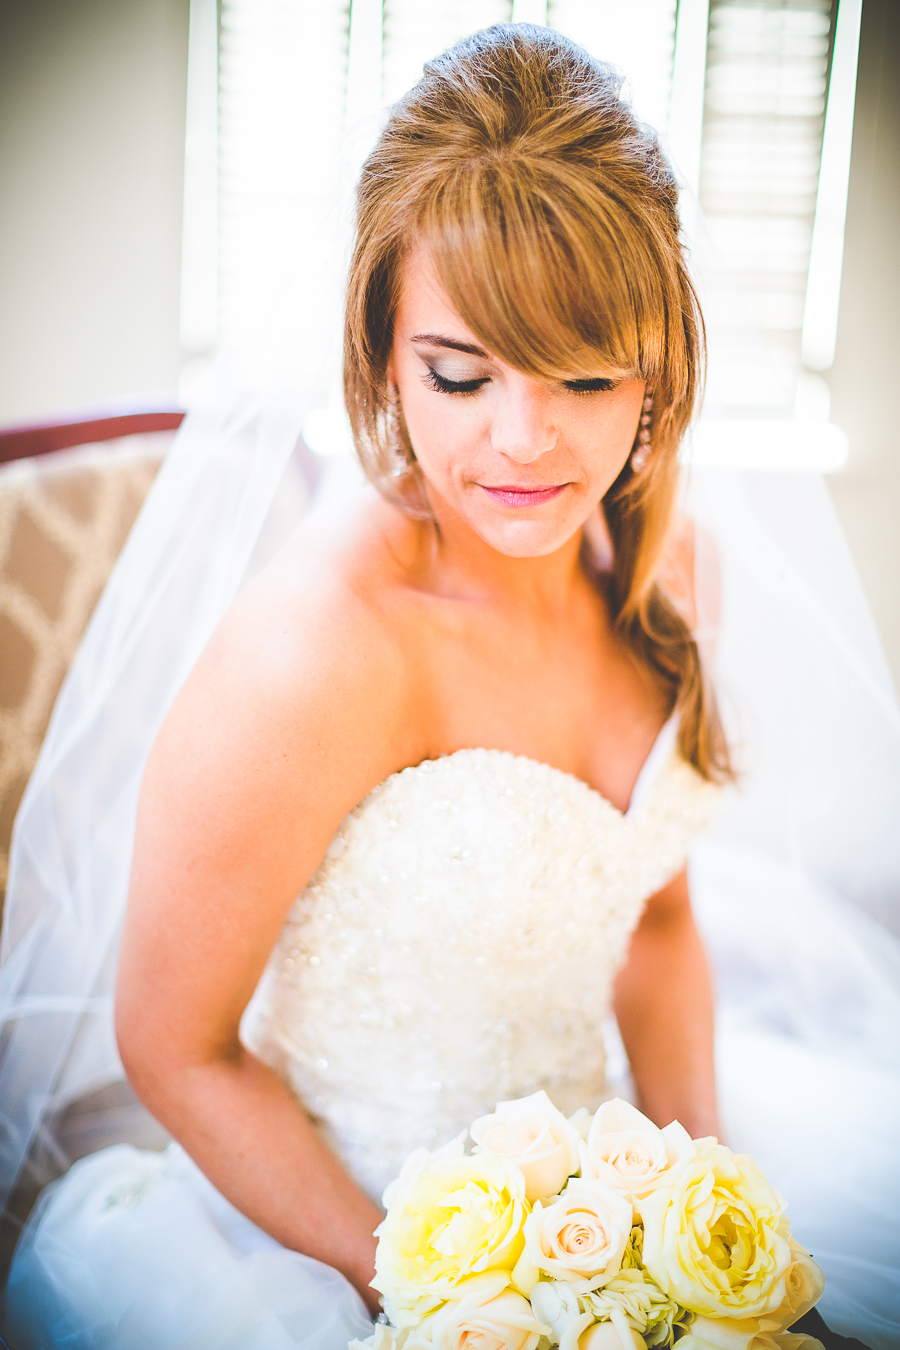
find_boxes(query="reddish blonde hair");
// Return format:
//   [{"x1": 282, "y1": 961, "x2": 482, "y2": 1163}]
[{"x1": 344, "y1": 24, "x2": 731, "y2": 781}]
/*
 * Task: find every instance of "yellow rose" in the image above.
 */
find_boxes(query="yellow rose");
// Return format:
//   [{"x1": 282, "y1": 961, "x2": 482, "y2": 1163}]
[
  {"x1": 372, "y1": 1154, "x2": 530, "y2": 1326},
  {"x1": 638, "y1": 1144, "x2": 791, "y2": 1320},
  {"x1": 471, "y1": 1090, "x2": 582, "y2": 1202},
  {"x1": 675, "y1": 1335, "x2": 823, "y2": 1350},
  {"x1": 684, "y1": 1238, "x2": 826, "y2": 1350}
]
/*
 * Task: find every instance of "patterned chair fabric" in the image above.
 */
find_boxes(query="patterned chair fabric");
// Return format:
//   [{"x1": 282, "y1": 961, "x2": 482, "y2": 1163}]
[{"x1": 0, "y1": 433, "x2": 173, "y2": 907}]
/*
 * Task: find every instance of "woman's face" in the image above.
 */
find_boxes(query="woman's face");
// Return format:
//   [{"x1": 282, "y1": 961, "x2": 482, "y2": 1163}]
[{"x1": 390, "y1": 246, "x2": 646, "y2": 559}]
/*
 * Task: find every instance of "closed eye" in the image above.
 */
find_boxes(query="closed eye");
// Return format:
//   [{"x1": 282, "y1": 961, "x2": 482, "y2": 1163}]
[
  {"x1": 562, "y1": 377, "x2": 618, "y2": 394},
  {"x1": 424, "y1": 368, "x2": 490, "y2": 397}
]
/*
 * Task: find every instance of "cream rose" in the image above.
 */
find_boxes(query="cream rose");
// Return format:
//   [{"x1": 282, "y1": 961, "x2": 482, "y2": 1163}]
[
  {"x1": 411, "y1": 1272, "x2": 550, "y2": 1350},
  {"x1": 775, "y1": 1239, "x2": 826, "y2": 1328},
  {"x1": 639, "y1": 1143, "x2": 792, "y2": 1320},
  {"x1": 579, "y1": 1322, "x2": 647, "y2": 1350},
  {"x1": 471, "y1": 1091, "x2": 582, "y2": 1202},
  {"x1": 372, "y1": 1154, "x2": 530, "y2": 1327},
  {"x1": 581, "y1": 1099, "x2": 695, "y2": 1200},
  {"x1": 514, "y1": 1178, "x2": 633, "y2": 1292}
]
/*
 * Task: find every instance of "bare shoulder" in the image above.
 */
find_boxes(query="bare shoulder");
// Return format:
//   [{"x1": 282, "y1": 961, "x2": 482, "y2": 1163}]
[
  {"x1": 136, "y1": 489, "x2": 432, "y2": 904},
  {"x1": 120, "y1": 491, "x2": 437, "y2": 1069},
  {"x1": 216, "y1": 488, "x2": 427, "y2": 769}
]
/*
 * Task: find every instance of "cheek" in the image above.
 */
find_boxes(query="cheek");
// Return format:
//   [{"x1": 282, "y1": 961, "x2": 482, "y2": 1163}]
[
  {"x1": 567, "y1": 401, "x2": 639, "y2": 482},
  {"x1": 402, "y1": 387, "x2": 485, "y2": 477}
]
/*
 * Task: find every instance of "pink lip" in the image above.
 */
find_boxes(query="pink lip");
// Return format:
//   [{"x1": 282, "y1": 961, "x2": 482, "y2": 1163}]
[{"x1": 479, "y1": 484, "x2": 567, "y2": 508}]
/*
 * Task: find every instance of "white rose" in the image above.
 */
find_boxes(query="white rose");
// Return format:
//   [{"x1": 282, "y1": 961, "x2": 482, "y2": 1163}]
[
  {"x1": 530, "y1": 1280, "x2": 592, "y2": 1348},
  {"x1": 529, "y1": 1282, "x2": 652, "y2": 1350},
  {"x1": 414, "y1": 1272, "x2": 550, "y2": 1350},
  {"x1": 515, "y1": 1179, "x2": 633, "y2": 1292},
  {"x1": 568, "y1": 1108, "x2": 594, "y2": 1142},
  {"x1": 471, "y1": 1091, "x2": 582, "y2": 1202},
  {"x1": 581, "y1": 1099, "x2": 695, "y2": 1200}
]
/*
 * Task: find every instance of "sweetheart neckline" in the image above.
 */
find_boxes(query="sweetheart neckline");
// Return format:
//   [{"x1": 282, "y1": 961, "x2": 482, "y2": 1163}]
[{"x1": 358, "y1": 715, "x2": 682, "y2": 824}]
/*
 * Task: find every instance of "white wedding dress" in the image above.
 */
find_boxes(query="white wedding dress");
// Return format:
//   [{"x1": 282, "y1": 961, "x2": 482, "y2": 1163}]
[
  {"x1": 3, "y1": 722, "x2": 718, "y2": 1348},
  {"x1": 5, "y1": 715, "x2": 900, "y2": 1348},
  {"x1": 2, "y1": 407, "x2": 899, "y2": 1349}
]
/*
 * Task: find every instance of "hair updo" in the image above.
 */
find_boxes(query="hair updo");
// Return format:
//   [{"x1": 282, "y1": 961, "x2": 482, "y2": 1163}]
[{"x1": 344, "y1": 23, "x2": 730, "y2": 782}]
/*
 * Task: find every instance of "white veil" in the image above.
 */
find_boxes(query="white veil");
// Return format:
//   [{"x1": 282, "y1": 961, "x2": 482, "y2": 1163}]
[
  {"x1": 0, "y1": 395, "x2": 309, "y2": 1232},
  {"x1": 0, "y1": 226, "x2": 899, "y2": 1339},
  {"x1": 687, "y1": 467, "x2": 900, "y2": 1059}
]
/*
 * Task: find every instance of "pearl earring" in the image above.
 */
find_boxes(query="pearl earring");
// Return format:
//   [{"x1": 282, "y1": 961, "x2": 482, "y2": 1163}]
[
  {"x1": 631, "y1": 386, "x2": 654, "y2": 472},
  {"x1": 386, "y1": 390, "x2": 412, "y2": 478}
]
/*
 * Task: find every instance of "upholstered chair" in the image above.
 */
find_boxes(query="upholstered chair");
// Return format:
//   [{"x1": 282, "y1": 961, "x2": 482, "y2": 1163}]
[{"x1": 0, "y1": 412, "x2": 185, "y2": 913}]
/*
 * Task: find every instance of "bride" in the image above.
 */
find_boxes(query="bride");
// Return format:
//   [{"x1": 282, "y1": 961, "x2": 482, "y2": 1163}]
[{"x1": 3, "y1": 23, "x2": 899, "y2": 1350}]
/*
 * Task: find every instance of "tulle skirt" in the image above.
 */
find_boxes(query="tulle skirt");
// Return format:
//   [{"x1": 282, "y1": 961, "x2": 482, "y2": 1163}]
[
  {"x1": 2, "y1": 1142, "x2": 373, "y2": 1350},
  {"x1": 4, "y1": 1033, "x2": 899, "y2": 1350}
]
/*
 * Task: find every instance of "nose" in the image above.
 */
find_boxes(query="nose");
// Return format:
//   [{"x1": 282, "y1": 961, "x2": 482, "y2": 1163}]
[{"x1": 489, "y1": 375, "x2": 557, "y2": 464}]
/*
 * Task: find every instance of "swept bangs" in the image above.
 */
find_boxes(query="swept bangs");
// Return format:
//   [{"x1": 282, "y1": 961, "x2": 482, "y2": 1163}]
[{"x1": 418, "y1": 157, "x2": 672, "y2": 390}]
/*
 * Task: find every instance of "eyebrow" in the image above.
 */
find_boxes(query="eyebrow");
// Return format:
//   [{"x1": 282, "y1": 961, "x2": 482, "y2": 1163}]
[{"x1": 409, "y1": 332, "x2": 489, "y2": 358}]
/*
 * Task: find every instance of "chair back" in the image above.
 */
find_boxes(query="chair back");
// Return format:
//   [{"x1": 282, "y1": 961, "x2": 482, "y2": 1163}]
[{"x1": 0, "y1": 408, "x2": 184, "y2": 909}]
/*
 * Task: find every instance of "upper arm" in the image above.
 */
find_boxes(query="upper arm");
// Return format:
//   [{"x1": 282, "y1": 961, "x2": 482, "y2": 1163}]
[
  {"x1": 631, "y1": 866, "x2": 692, "y2": 930},
  {"x1": 116, "y1": 547, "x2": 418, "y2": 1081}
]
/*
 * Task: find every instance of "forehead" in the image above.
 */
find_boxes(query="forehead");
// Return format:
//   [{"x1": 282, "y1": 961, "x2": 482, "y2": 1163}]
[
  {"x1": 395, "y1": 245, "x2": 475, "y2": 338},
  {"x1": 391, "y1": 236, "x2": 634, "y2": 386}
]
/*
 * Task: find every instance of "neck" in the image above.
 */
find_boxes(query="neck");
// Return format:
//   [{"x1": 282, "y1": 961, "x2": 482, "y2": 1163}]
[{"x1": 419, "y1": 490, "x2": 589, "y2": 618}]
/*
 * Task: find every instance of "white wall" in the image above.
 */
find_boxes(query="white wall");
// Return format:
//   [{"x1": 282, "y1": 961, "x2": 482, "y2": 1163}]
[
  {"x1": 826, "y1": 0, "x2": 900, "y2": 689},
  {"x1": 0, "y1": 0, "x2": 189, "y2": 422}
]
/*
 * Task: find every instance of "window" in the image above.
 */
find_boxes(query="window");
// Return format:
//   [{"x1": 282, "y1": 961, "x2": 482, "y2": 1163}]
[{"x1": 180, "y1": 0, "x2": 861, "y2": 469}]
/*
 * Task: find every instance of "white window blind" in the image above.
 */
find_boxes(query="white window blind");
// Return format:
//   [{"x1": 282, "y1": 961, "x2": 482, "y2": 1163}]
[
  {"x1": 181, "y1": 0, "x2": 860, "y2": 468},
  {"x1": 216, "y1": 0, "x2": 349, "y2": 397},
  {"x1": 699, "y1": 0, "x2": 834, "y2": 398}
]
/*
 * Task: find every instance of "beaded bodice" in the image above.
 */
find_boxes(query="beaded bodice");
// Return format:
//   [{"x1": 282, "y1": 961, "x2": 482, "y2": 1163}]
[{"x1": 242, "y1": 737, "x2": 719, "y2": 1203}]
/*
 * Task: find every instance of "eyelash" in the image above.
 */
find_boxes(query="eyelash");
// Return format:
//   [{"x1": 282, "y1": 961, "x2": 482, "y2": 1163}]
[
  {"x1": 423, "y1": 369, "x2": 618, "y2": 398},
  {"x1": 424, "y1": 368, "x2": 488, "y2": 397},
  {"x1": 563, "y1": 378, "x2": 617, "y2": 395}
]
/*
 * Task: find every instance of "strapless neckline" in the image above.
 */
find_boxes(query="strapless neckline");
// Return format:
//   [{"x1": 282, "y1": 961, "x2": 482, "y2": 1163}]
[
  {"x1": 371, "y1": 713, "x2": 680, "y2": 823},
  {"x1": 245, "y1": 712, "x2": 714, "y2": 1201}
]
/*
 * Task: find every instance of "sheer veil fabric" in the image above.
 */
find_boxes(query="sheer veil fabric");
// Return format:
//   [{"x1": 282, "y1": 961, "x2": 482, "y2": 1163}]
[
  {"x1": 685, "y1": 468, "x2": 900, "y2": 1340},
  {"x1": 0, "y1": 396, "x2": 309, "y2": 1216},
  {"x1": 1, "y1": 276, "x2": 899, "y2": 1343}
]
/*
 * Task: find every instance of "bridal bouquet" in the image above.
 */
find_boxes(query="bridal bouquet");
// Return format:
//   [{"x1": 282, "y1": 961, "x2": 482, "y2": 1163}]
[{"x1": 349, "y1": 1093, "x2": 825, "y2": 1350}]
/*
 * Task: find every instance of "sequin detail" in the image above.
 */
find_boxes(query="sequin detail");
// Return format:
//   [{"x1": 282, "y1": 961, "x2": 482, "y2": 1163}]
[{"x1": 242, "y1": 749, "x2": 719, "y2": 1202}]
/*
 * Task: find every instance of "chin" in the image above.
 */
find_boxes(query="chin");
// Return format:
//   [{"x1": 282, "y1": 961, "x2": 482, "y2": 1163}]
[{"x1": 473, "y1": 514, "x2": 582, "y2": 558}]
